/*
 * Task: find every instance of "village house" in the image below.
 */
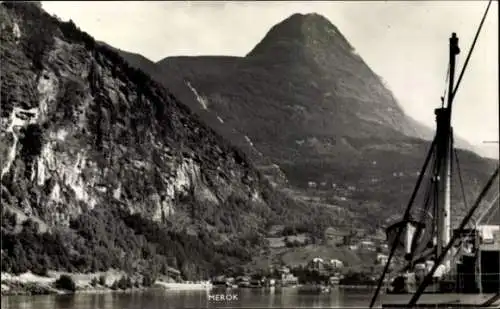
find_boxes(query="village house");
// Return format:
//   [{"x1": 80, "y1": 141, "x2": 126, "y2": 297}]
[
  {"x1": 324, "y1": 227, "x2": 350, "y2": 246},
  {"x1": 329, "y1": 259, "x2": 344, "y2": 269},
  {"x1": 307, "y1": 257, "x2": 331, "y2": 277},
  {"x1": 277, "y1": 266, "x2": 290, "y2": 275},
  {"x1": 166, "y1": 266, "x2": 182, "y2": 281},
  {"x1": 308, "y1": 257, "x2": 344, "y2": 274},
  {"x1": 277, "y1": 266, "x2": 298, "y2": 285},
  {"x1": 307, "y1": 181, "x2": 317, "y2": 188},
  {"x1": 376, "y1": 253, "x2": 389, "y2": 265},
  {"x1": 378, "y1": 243, "x2": 389, "y2": 254},
  {"x1": 309, "y1": 257, "x2": 324, "y2": 270},
  {"x1": 359, "y1": 240, "x2": 377, "y2": 251}
]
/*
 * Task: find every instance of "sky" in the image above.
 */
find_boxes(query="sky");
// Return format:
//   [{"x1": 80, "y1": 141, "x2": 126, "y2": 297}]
[{"x1": 42, "y1": 1, "x2": 499, "y2": 158}]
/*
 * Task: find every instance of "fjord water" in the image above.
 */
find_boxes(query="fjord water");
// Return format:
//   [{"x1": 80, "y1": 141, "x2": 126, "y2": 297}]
[{"x1": 1, "y1": 287, "x2": 376, "y2": 309}]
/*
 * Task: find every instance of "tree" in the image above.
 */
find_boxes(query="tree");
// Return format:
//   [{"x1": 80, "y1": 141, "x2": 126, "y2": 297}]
[
  {"x1": 11, "y1": 240, "x2": 30, "y2": 274},
  {"x1": 54, "y1": 275, "x2": 76, "y2": 292},
  {"x1": 98, "y1": 275, "x2": 107, "y2": 286},
  {"x1": 142, "y1": 273, "x2": 155, "y2": 287}
]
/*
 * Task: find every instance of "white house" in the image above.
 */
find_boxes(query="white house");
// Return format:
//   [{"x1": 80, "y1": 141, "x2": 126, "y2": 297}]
[
  {"x1": 376, "y1": 253, "x2": 389, "y2": 265},
  {"x1": 312, "y1": 257, "x2": 324, "y2": 264},
  {"x1": 329, "y1": 259, "x2": 344, "y2": 268}
]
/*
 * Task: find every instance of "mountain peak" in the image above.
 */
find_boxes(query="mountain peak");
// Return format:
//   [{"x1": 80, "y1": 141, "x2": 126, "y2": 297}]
[
  {"x1": 246, "y1": 12, "x2": 353, "y2": 58},
  {"x1": 287, "y1": 12, "x2": 333, "y2": 26}
]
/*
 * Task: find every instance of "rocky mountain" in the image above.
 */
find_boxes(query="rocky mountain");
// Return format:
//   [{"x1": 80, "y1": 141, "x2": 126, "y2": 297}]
[
  {"x1": 118, "y1": 13, "x2": 498, "y2": 226},
  {"x1": 1, "y1": 3, "x2": 341, "y2": 279}
]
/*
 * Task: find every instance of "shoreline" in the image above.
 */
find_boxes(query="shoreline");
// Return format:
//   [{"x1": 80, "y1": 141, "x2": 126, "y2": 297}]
[
  {"x1": 1, "y1": 271, "x2": 377, "y2": 296},
  {"x1": 0, "y1": 271, "x2": 211, "y2": 296},
  {"x1": 337, "y1": 284, "x2": 377, "y2": 289}
]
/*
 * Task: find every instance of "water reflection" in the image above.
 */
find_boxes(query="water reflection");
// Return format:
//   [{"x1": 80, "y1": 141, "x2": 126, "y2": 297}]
[
  {"x1": 268, "y1": 286, "x2": 275, "y2": 307},
  {"x1": 1, "y1": 287, "x2": 375, "y2": 309}
]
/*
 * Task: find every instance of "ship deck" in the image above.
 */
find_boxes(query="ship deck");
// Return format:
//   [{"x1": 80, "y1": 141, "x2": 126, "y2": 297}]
[{"x1": 381, "y1": 293, "x2": 500, "y2": 308}]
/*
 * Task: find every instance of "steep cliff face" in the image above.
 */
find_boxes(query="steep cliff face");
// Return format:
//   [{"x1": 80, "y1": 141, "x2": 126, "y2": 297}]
[
  {"x1": 0, "y1": 2, "x2": 289, "y2": 277},
  {"x1": 1, "y1": 3, "x2": 269, "y2": 228}
]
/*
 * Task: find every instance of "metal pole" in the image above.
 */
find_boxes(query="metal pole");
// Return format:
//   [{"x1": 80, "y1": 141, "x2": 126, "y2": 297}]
[
  {"x1": 436, "y1": 33, "x2": 459, "y2": 263},
  {"x1": 477, "y1": 231, "x2": 482, "y2": 294},
  {"x1": 446, "y1": 33, "x2": 459, "y2": 114}
]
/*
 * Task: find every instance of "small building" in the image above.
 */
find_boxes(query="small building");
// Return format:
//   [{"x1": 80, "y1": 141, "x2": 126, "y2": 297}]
[
  {"x1": 277, "y1": 266, "x2": 291, "y2": 279},
  {"x1": 276, "y1": 267, "x2": 298, "y2": 286},
  {"x1": 308, "y1": 258, "x2": 326, "y2": 272},
  {"x1": 478, "y1": 225, "x2": 500, "y2": 245},
  {"x1": 329, "y1": 259, "x2": 344, "y2": 269},
  {"x1": 280, "y1": 273, "x2": 298, "y2": 286},
  {"x1": 212, "y1": 275, "x2": 226, "y2": 285},
  {"x1": 309, "y1": 257, "x2": 324, "y2": 269},
  {"x1": 359, "y1": 240, "x2": 377, "y2": 251},
  {"x1": 166, "y1": 267, "x2": 182, "y2": 281},
  {"x1": 278, "y1": 266, "x2": 290, "y2": 274},
  {"x1": 236, "y1": 276, "x2": 250, "y2": 287},
  {"x1": 329, "y1": 276, "x2": 341, "y2": 285},
  {"x1": 307, "y1": 181, "x2": 317, "y2": 188},
  {"x1": 376, "y1": 253, "x2": 389, "y2": 265},
  {"x1": 312, "y1": 257, "x2": 324, "y2": 264},
  {"x1": 324, "y1": 227, "x2": 350, "y2": 246}
]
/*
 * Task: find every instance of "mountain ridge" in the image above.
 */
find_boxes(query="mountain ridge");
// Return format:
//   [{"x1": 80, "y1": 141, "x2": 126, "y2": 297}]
[
  {"x1": 118, "y1": 12, "x2": 497, "y2": 227},
  {"x1": 121, "y1": 50, "x2": 483, "y2": 156}
]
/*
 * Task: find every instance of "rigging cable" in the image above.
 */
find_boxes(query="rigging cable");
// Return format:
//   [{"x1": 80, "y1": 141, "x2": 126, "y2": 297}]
[
  {"x1": 441, "y1": 63, "x2": 450, "y2": 108},
  {"x1": 369, "y1": 139, "x2": 436, "y2": 309},
  {"x1": 449, "y1": 0, "x2": 493, "y2": 106},
  {"x1": 453, "y1": 143, "x2": 472, "y2": 224},
  {"x1": 408, "y1": 166, "x2": 499, "y2": 306},
  {"x1": 386, "y1": 162, "x2": 438, "y2": 275},
  {"x1": 482, "y1": 292, "x2": 500, "y2": 308},
  {"x1": 449, "y1": 131, "x2": 469, "y2": 223},
  {"x1": 476, "y1": 191, "x2": 500, "y2": 225},
  {"x1": 411, "y1": 149, "x2": 439, "y2": 259}
]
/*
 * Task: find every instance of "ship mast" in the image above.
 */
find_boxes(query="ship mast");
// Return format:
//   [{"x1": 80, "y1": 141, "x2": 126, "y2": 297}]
[
  {"x1": 435, "y1": 33, "x2": 460, "y2": 268},
  {"x1": 370, "y1": 2, "x2": 494, "y2": 307}
]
